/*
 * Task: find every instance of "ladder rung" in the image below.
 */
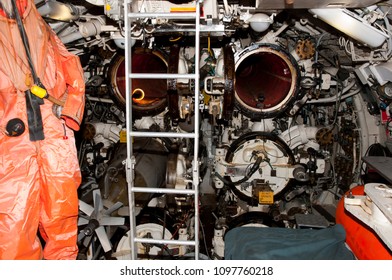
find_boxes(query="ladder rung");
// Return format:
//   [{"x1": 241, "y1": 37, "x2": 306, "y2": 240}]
[
  {"x1": 131, "y1": 187, "x2": 196, "y2": 195},
  {"x1": 128, "y1": 12, "x2": 197, "y2": 20},
  {"x1": 129, "y1": 131, "x2": 196, "y2": 139},
  {"x1": 153, "y1": 25, "x2": 226, "y2": 34},
  {"x1": 134, "y1": 238, "x2": 197, "y2": 247},
  {"x1": 129, "y1": 73, "x2": 197, "y2": 79}
]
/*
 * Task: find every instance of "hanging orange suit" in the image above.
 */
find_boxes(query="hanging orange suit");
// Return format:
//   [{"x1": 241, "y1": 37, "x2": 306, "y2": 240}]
[{"x1": 0, "y1": 0, "x2": 85, "y2": 259}]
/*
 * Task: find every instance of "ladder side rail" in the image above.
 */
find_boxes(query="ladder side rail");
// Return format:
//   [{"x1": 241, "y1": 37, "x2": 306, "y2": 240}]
[
  {"x1": 125, "y1": 0, "x2": 138, "y2": 260},
  {"x1": 193, "y1": 0, "x2": 201, "y2": 261}
]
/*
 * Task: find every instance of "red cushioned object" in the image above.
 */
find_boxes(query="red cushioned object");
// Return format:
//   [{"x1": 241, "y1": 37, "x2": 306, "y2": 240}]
[{"x1": 336, "y1": 185, "x2": 392, "y2": 260}]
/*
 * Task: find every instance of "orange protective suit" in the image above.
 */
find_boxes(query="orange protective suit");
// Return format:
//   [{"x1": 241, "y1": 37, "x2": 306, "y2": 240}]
[{"x1": 0, "y1": 0, "x2": 85, "y2": 259}]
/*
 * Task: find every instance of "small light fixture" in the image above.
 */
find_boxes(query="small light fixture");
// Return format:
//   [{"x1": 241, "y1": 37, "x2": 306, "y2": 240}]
[
  {"x1": 248, "y1": 13, "x2": 273, "y2": 33},
  {"x1": 132, "y1": 88, "x2": 145, "y2": 101},
  {"x1": 310, "y1": 8, "x2": 389, "y2": 48}
]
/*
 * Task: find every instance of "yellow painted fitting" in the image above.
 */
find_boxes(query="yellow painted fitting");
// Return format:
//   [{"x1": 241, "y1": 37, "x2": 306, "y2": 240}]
[
  {"x1": 170, "y1": 7, "x2": 196, "y2": 12},
  {"x1": 30, "y1": 85, "x2": 47, "y2": 99}
]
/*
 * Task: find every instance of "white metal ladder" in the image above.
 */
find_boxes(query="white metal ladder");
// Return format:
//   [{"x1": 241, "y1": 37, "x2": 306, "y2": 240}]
[{"x1": 124, "y1": 0, "x2": 201, "y2": 260}]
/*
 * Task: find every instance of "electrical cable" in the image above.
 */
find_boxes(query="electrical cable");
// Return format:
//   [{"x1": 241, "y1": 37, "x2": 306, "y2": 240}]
[
  {"x1": 215, "y1": 155, "x2": 263, "y2": 187},
  {"x1": 10, "y1": 0, "x2": 40, "y2": 85},
  {"x1": 9, "y1": 0, "x2": 46, "y2": 140},
  {"x1": 199, "y1": 217, "x2": 211, "y2": 259}
]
